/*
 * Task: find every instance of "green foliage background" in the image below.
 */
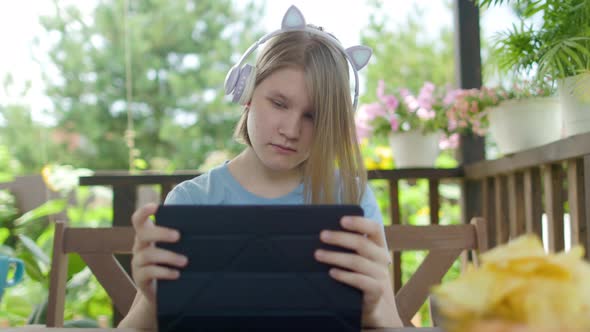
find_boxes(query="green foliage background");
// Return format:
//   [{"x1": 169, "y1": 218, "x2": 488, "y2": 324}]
[{"x1": 0, "y1": 0, "x2": 477, "y2": 327}]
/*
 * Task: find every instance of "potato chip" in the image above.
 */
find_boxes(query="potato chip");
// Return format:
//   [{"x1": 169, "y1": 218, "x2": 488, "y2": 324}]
[{"x1": 431, "y1": 234, "x2": 590, "y2": 332}]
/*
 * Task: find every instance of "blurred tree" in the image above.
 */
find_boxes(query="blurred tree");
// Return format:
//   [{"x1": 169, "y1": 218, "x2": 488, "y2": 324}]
[
  {"x1": 37, "y1": 0, "x2": 264, "y2": 170},
  {"x1": 0, "y1": 75, "x2": 53, "y2": 174},
  {"x1": 361, "y1": 0, "x2": 455, "y2": 101}
]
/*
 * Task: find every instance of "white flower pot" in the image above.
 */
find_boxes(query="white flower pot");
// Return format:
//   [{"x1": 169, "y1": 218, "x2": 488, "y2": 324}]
[
  {"x1": 488, "y1": 97, "x2": 561, "y2": 155},
  {"x1": 388, "y1": 130, "x2": 440, "y2": 168},
  {"x1": 558, "y1": 73, "x2": 590, "y2": 137}
]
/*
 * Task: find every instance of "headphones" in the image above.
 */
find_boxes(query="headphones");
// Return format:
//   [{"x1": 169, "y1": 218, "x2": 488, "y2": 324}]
[{"x1": 224, "y1": 5, "x2": 373, "y2": 110}]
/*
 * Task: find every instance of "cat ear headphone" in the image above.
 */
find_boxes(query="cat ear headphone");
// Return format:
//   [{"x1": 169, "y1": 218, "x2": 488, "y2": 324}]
[{"x1": 224, "y1": 5, "x2": 373, "y2": 110}]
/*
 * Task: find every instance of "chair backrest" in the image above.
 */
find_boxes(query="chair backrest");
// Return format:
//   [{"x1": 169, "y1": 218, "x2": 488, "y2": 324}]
[
  {"x1": 47, "y1": 221, "x2": 136, "y2": 327},
  {"x1": 386, "y1": 217, "x2": 488, "y2": 326},
  {"x1": 46, "y1": 218, "x2": 487, "y2": 327}
]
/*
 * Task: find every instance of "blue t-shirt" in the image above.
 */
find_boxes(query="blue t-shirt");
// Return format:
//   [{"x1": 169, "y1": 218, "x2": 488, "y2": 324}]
[{"x1": 164, "y1": 162, "x2": 384, "y2": 226}]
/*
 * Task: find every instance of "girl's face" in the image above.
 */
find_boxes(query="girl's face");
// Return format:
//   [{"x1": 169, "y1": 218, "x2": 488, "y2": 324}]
[{"x1": 246, "y1": 67, "x2": 315, "y2": 173}]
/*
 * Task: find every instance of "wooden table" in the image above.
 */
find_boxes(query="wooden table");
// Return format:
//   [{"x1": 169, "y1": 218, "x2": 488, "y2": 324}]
[{"x1": 4, "y1": 328, "x2": 443, "y2": 332}]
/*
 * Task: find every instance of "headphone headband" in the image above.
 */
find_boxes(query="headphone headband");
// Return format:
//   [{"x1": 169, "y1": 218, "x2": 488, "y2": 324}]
[{"x1": 224, "y1": 5, "x2": 372, "y2": 110}]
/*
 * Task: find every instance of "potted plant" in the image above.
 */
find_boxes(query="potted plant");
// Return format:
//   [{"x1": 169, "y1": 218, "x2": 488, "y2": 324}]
[
  {"x1": 487, "y1": 78, "x2": 562, "y2": 154},
  {"x1": 355, "y1": 81, "x2": 450, "y2": 168},
  {"x1": 444, "y1": 86, "x2": 504, "y2": 139},
  {"x1": 477, "y1": 0, "x2": 590, "y2": 136}
]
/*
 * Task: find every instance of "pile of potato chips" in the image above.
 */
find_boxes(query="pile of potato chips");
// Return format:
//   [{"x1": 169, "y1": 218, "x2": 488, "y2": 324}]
[{"x1": 431, "y1": 234, "x2": 590, "y2": 331}]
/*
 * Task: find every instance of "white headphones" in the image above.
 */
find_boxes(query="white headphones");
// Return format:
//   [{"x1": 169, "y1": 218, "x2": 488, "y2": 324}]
[{"x1": 224, "y1": 5, "x2": 372, "y2": 110}]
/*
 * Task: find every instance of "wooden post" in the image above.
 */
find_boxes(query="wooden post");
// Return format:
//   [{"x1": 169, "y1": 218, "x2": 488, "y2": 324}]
[
  {"x1": 584, "y1": 155, "x2": 590, "y2": 260},
  {"x1": 112, "y1": 184, "x2": 137, "y2": 324},
  {"x1": 389, "y1": 179, "x2": 402, "y2": 292},
  {"x1": 428, "y1": 179, "x2": 440, "y2": 225},
  {"x1": 454, "y1": 0, "x2": 485, "y2": 226},
  {"x1": 523, "y1": 168, "x2": 543, "y2": 238},
  {"x1": 543, "y1": 164, "x2": 565, "y2": 252}
]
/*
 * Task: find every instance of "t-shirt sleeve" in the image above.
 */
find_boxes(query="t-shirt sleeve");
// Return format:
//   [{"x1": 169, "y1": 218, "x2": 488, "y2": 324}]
[
  {"x1": 360, "y1": 183, "x2": 383, "y2": 225},
  {"x1": 360, "y1": 183, "x2": 388, "y2": 248},
  {"x1": 164, "y1": 183, "x2": 198, "y2": 205}
]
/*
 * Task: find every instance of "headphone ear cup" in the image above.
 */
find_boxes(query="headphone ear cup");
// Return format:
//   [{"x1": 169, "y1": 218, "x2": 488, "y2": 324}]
[
  {"x1": 237, "y1": 65, "x2": 256, "y2": 105},
  {"x1": 230, "y1": 64, "x2": 254, "y2": 104},
  {"x1": 224, "y1": 66, "x2": 240, "y2": 96}
]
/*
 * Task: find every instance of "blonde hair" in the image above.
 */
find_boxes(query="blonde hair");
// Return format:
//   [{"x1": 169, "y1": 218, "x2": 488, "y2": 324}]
[{"x1": 233, "y1": 29, "x2": 367, "y2": 205}]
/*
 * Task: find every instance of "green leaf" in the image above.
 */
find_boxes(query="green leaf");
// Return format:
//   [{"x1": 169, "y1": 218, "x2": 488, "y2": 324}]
[
  {"x1": 17, "y1": 234, "x2": 50, "y2": 267},
  {"x1": 18, "y1": 252, "x2": 46, "y2": 283},
  {"x1": 67, "y1": 253, "x2": 87, "y2": 280},
  {"x1": 14, "y1": 199, "x2": 67, "y2": 227},
  {"x1": 0, "y1": 227, "x2": 9, "y2": 244},
  {"x1": 0, "y1": 172, "x2": 13, "y2": 182}
]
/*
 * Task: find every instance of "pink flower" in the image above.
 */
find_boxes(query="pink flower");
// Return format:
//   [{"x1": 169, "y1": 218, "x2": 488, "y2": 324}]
[
  {"x1": 439, "y1": 133, "x2": 459, "y2": 150},
  {"x1": 357, "y1": 102, "x2": 386, "y2": 122},
  {"x1": 382, "y1": 95, "x2": 399, "y2": 111},
  {"x1": 389, "y1": 116, "x2": 399, "y2": 132},
  {"x1": 443, "y1": 89, "x2": 460, "y2": 106},
  {"x1": 404, "y1": 95, "x2": 420, "y2": 112},
  {"x1": 355, "y1": 116, "x2": 373, "y2": 140},
  {"x1": 416, "y1": 107, "x2": 435, "y2": 120},
  {"x1": 448, "y1": 119, "x2": 458, "y2": 131},
  {"x1": 417, "y1": 82, "x2": 435, "y2": 110}
]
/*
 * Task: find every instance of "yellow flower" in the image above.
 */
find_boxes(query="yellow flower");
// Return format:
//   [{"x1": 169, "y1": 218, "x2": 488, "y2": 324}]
[
  {"x1": 417, "y1": 207, "x2": 429, "y2": 216},
  {"x1": 364, "y1": 157, "x2": 379, "y2": 170}
]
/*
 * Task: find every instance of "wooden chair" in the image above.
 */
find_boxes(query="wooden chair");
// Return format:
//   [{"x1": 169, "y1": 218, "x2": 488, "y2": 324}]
[
  {"x1": 386, "y1": 217, "x2": 488, "y2": 326},
  {"x1": 47, "y1": 218, "x2": 487, "y2": 328},
  {"x1": 47, "y1": 221, "x2": 136, "y2": 327}
]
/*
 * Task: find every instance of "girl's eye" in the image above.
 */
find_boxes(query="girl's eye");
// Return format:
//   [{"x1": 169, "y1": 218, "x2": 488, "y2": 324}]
[
  {"x1": 304, "y1": 113, "x2": 314, "y2": 121},
  {"x1": 271, "y1": 100, "x2": 285, "y2": 108}
]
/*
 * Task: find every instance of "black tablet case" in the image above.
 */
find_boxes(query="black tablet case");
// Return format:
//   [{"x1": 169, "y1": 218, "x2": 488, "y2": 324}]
[{"x1": 155, "y1": 205, "x2": 364, "y2": 332}]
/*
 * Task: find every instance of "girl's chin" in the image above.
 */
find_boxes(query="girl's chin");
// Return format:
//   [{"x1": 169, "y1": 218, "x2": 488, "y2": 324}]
[{"x1": 259, "y1": 156, "x2": 305, "y2": 173}]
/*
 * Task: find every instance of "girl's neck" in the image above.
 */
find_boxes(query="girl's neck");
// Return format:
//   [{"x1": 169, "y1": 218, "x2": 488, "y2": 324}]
[{"x1": 227, "y1": 147, "x2": 303, "y2": 199}]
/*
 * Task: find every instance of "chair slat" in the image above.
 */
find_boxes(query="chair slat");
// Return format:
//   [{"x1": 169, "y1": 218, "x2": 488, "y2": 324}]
[
  {"x1": 395, "y1": 249, "x2": 463, "y2": 326},
  {"x1": 80, "y1": 253, "x2": 136, "y2": 315},
  {"x1": 64, "y1": 227, "x2": 135, "y2": 253},
  {"x1": 47, "y1": 221, "x2": 69, "y2": 327},
  {"x1": 385, "y1": 224, "x2": 477, "y2": 251}
]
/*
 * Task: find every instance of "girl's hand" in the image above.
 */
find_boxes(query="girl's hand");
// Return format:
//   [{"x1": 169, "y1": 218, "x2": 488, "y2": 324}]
[
  {"x1": 130, "y1": 203, "x2": 188, "y2": 303},
  {"x1": 314, "y1": 216, "x2": 402, "y2": 328}
]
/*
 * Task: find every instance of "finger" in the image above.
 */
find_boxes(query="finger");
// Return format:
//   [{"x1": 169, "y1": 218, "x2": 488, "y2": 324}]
[
  {"x1": 136, "y1": 226, "x2": 180, "y2": 245},
  {"x1": 314, "y1": 250, "x2": 387, "y2": 281},
  {"x1": 328, "y1": 268, "x2": 384, "y2": 302},
  {"x1": 320, "y1": 230, "x2": 390, "y2": 265},
  {"x1": 136, "y1": 266, "x2": 180, "y2": 302},
  {"x1": 133, "y1": 247, "x2": 188, "y2": 268},
  {"x1": 131, "y1": 203, "x2": 159, "y2": 229},
  {"x1": 340, "y1": 216, "x2": 387, "y2": 247}
]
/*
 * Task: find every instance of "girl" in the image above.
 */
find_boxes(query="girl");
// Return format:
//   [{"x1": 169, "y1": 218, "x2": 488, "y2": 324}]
[{"x1": 120, "y1": 5, "x2": 403, "y2": 329}]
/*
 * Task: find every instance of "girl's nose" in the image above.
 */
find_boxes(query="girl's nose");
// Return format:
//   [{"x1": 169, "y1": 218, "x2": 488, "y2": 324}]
[{"x1": 278, "y1": 113, "x2": 301, "y2": 139}]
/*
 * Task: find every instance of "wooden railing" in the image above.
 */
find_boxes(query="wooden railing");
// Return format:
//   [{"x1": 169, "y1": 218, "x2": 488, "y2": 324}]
[
  {"x1": 464, "y1": 131, "x2": 590, "y2": 258},
  {"x1": 77, "y1": 132, "x2": 590, "y2": 294},
  {"x1": 79, "y1": 168, "x2": 464, "y2": 294}
]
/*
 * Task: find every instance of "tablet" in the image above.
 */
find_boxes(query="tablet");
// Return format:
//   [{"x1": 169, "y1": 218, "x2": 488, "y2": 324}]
[{"x1": 155, "y1": 204, "x2": 364, "y2": 332}]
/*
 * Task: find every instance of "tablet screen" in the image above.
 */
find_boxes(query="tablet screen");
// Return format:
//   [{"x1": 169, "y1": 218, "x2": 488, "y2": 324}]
[{"x1": 155, "y1": 204, "x2": 364, "y2": 332}]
